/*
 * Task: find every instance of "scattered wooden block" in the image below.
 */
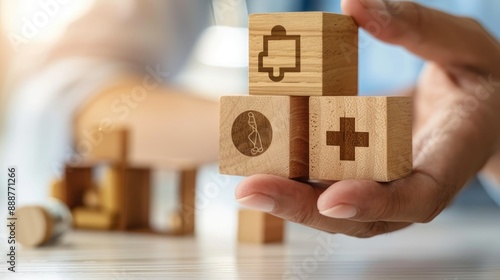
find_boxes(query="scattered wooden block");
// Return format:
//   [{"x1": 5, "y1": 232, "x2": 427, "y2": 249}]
[
  {"x1": 49, "y1": 178, "x2": 65, "y2": 202},
  {"x1": 64, "y1": 165, "x2": 93, "y2": 209},
  {"x1": 309, "y1": 96, "x2": 412, "y2": 182},
  {"x1": 100, "y1": 165, "x2": 124, "y2": 214},
  {"x1": 83, "y1": 185, "x2": 101, "y2": 209},
  {"x1": 16, "y1": 206, "x2": 53, "y2": 247},
  {"x1": 73, "y1": 208, "x2": 117, "y2": 230},
  {"x1": 168, "y1": 212, "x2": 184, "y2": 235},
  {"x1": 16, "y1": 201, "x2": 72, "y2": 247},
  {"x1": 119, "y1": 167, "x2": 151, "y2": 231},
  {"x1": 175, "y1": 168, "x2": 197, "y2": 235},
  {"x1": 89, "y1": 127, "x2": 128, "y2": 163},
  {"x1": 219, "y1": 95, "x2": 309, "y2": 178},
  {"x1": 249, "y1": 12, "x2": 358, "y2": 96},
  {"x1": 238, "y1": 209, "x2": 284, "y2": 243}
]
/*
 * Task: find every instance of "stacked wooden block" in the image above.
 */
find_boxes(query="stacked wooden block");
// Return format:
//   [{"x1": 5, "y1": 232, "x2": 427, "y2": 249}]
[
  {"x1": 51, "y1": 127, "x2": 198, "y2": 235},
  {"x1": 220, "y1": 12, "x2": 412, "y2": 182},
  {"x1": 51, "y1": 128, "x2": 152, "y2": 231},
  {"x1": 220, "y1": 12, "x2": 413, "y2": 243}
]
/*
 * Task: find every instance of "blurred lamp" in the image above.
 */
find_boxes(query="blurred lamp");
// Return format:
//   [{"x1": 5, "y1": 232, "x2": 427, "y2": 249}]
[{"x1": 174, "y1": 0, "x2": 249, "y2": 99}]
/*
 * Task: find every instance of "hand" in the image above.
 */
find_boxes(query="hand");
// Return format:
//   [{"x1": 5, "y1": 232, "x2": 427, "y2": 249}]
[{"x1": 235, "y1": 0, "x2": 500, "y2": 237}]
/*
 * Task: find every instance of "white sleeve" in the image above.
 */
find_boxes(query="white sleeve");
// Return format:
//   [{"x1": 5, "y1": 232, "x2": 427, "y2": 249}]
[{"x1": 478, "y1": 173, "x2": 500, "y2": 207}]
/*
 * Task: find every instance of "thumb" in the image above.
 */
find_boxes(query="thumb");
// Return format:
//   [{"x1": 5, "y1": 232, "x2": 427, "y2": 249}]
[{"x1": 342, "y1": 0, "x2": 500, "y2": 74}]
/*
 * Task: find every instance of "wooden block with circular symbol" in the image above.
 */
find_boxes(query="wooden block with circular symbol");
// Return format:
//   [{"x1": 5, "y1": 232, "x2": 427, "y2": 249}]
[
  {"x1": 219, "y1": 95, "x2": 308, "y2": 178},
  {"x1": 249, "y1": 12, "x2": 358, "y2": 96},
  {"x1": 310, "y1": 96, "x2": 412, "y2": 182}
]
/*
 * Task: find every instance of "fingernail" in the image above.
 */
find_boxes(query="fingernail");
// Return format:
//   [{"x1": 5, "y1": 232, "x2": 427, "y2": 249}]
[
  {"x1": 320, "y1": 204, "x2": 357, "y2": 219},
  {"x1": 362, "y1": 0, "x2": 387, "y2": 10},
  {"x1": 237, "y1": 194, "x2": 275, "y2": 213}
]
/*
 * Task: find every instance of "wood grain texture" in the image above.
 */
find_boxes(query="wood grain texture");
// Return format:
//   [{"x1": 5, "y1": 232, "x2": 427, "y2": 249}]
[
  {"x1": 219, "y1": 96, "x2": 308, "y2": 178},
  {"x1": 310, "y1": 96, "x2": 412, "y2": 182},
  {"x1": 73, "y1": 208, "x2": 117, "y2": 230},
  {"x1": 238, "y1": 209, "x2": 284, "y2": 244},
  {"x1": 249, "y1": 12, "x2": 358, "y2": 96}
]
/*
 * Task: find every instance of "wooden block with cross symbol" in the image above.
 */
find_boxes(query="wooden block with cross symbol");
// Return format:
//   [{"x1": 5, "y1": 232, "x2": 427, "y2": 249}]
[
  {"x1": 310, "y1": 96, "x2": 412, "y2": 182},
  {"x1": 249, "y1": 12, "x2": 358, "y2": 96},
  {"x1": 219, "y1": 95, "x2": 309, "y2": 178}
]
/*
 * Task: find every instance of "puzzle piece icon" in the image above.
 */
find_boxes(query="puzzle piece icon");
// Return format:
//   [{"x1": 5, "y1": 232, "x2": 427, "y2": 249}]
[{"x1": 258, "y1": 25, "x2": 301, "y2": 82}]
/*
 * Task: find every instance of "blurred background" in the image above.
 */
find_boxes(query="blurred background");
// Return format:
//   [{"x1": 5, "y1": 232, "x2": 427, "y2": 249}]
[{"x1": 1, "y1": 0, "x2": 500, "y2": 241}]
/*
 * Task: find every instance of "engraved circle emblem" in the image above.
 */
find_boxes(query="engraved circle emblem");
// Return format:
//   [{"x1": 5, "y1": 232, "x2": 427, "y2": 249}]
[{"x1": 231, "y1": 110, "x2": 273, "y2": 157}]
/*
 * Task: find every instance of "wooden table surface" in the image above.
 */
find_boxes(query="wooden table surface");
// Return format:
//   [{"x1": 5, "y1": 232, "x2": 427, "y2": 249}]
[{"x1": 3, "y1": 206, "x2": 500, "y2": 279}]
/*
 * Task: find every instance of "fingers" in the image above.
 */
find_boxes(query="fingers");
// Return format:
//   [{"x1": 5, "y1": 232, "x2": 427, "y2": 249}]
[
  {"x1": 236, "y1": 174, "x2": 411, "y2": 237},
  {"x1": 317, "y1": 171, "x2": 451, "y2": 223},
  {"x1": 341, "y1": 0, "x2": 500, "y2": 73}
]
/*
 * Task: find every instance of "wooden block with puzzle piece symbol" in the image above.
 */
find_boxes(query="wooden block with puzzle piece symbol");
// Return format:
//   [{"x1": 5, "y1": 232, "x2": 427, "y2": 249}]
[{"x1": 249, "y1": 12, "x2": 358, "y2": 97}]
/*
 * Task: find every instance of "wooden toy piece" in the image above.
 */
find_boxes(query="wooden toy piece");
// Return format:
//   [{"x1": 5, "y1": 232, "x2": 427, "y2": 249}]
[
  {"x1": 249, "y1": 12, "x2": 358, "y2": 97},
  {"x1": 238, "y1": 209, "x2": 284, "y2": 244},
  {"x1": 309, "y1": 96, "x2": 412, "y2": 182},
  {"x1": 82, "y1": 184, "x2": 101, "y2": 209},
  {"x1": 16, "y1": 200, "x2": 72, "y2": 247},
  {"x1": 119, "y1": 167, "x2": 151, "y2": 231},
  {"x1": 75, "y1": 83, "x2": 219, "y2": 170},
  {"x1": 101, "y1": 165, "x2": 124, "y2": 214},
  {"x1": 172, "y1": 168, "x2": 197, "y2": 235},
  {"x1": 89, "y1": 127, "x2": 128, "y2": 164},
  {"x1": 49, "y1": 178, "x2": 65, "y2": 202},
  {"x1": 72, "y1": 208, "x2": 117, "y2": 230},
  {"x1": 168, "y1": 212, "x2": 184, "y2": 234},
  {"x1": 17, "y1": 206, "x2": 53, "y2": 247},
  {"x1": 99, "y1": 165, "x2": 151, "y2": 232},
  {"x1": 64, "y1": 165, "x2": 93, "y2": 209},
  {"x1": 219, "y1": 96, "x2": 309, "y2": 178}
]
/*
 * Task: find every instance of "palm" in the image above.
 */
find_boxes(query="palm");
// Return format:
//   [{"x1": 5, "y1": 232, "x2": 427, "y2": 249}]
[{"x1": 235, "y1": 0, "x2": 500, "y2": 238}]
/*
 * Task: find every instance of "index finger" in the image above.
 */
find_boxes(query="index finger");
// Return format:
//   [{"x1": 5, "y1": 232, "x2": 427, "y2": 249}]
[{"x1": 342, "y1": 0, "x2": 500, "y2": 74}]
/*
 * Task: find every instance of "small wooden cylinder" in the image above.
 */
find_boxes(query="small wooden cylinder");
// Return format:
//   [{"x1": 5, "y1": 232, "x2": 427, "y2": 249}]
[{"x1": 17, "y1": 199, "x2": 72, "y2": 247}]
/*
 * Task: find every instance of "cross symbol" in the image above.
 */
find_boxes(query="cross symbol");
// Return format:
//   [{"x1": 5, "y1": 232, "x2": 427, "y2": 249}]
[{"x1": 326, "y1": 117, "x2": 369, "y2": 161}]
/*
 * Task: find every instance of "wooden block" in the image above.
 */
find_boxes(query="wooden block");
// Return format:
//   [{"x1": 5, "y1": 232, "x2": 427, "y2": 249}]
[
  {"x1": 16, "y1": 206, "x2": 53, "y2": 247},
  {"x1": 89, "y1": 127, "x2": 128, "y2": 163},
  {"x1": 238, "y1": 209, "x2": 284, "y2": 243},
  {"x1": 249, "y1": 12, "x2": 358, "y2": 96},
  {"x1": 49, "y1": 178, "x2": 65, "y2": 202},
  {"x1": 175, "y1": 168, "x2": 197, "y2": 235},
  {"x1": 83, "y1": 185, "x2": 101, "y2": 209},
  {"x1": 73, "y1": 208, "x2": 117, "y2": 230},
  {"x1": 101, "y1": 165, "x2": 124, "y2": 214},
  {"x1": 64, "y1": 166, "x2": 93, "y2": 209},
  {"x1": 219, "y1": 96, "x2": 309, "y2": 178},
  {"x1": 310, "y1": 96, "x2": 412, "y2": 182},
  {"x1": 119, "y1": 167, "x2": 151, "y2": 230},
  {"x1": 17, "y1": 201, "x2": 72, "y2": 247}
]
